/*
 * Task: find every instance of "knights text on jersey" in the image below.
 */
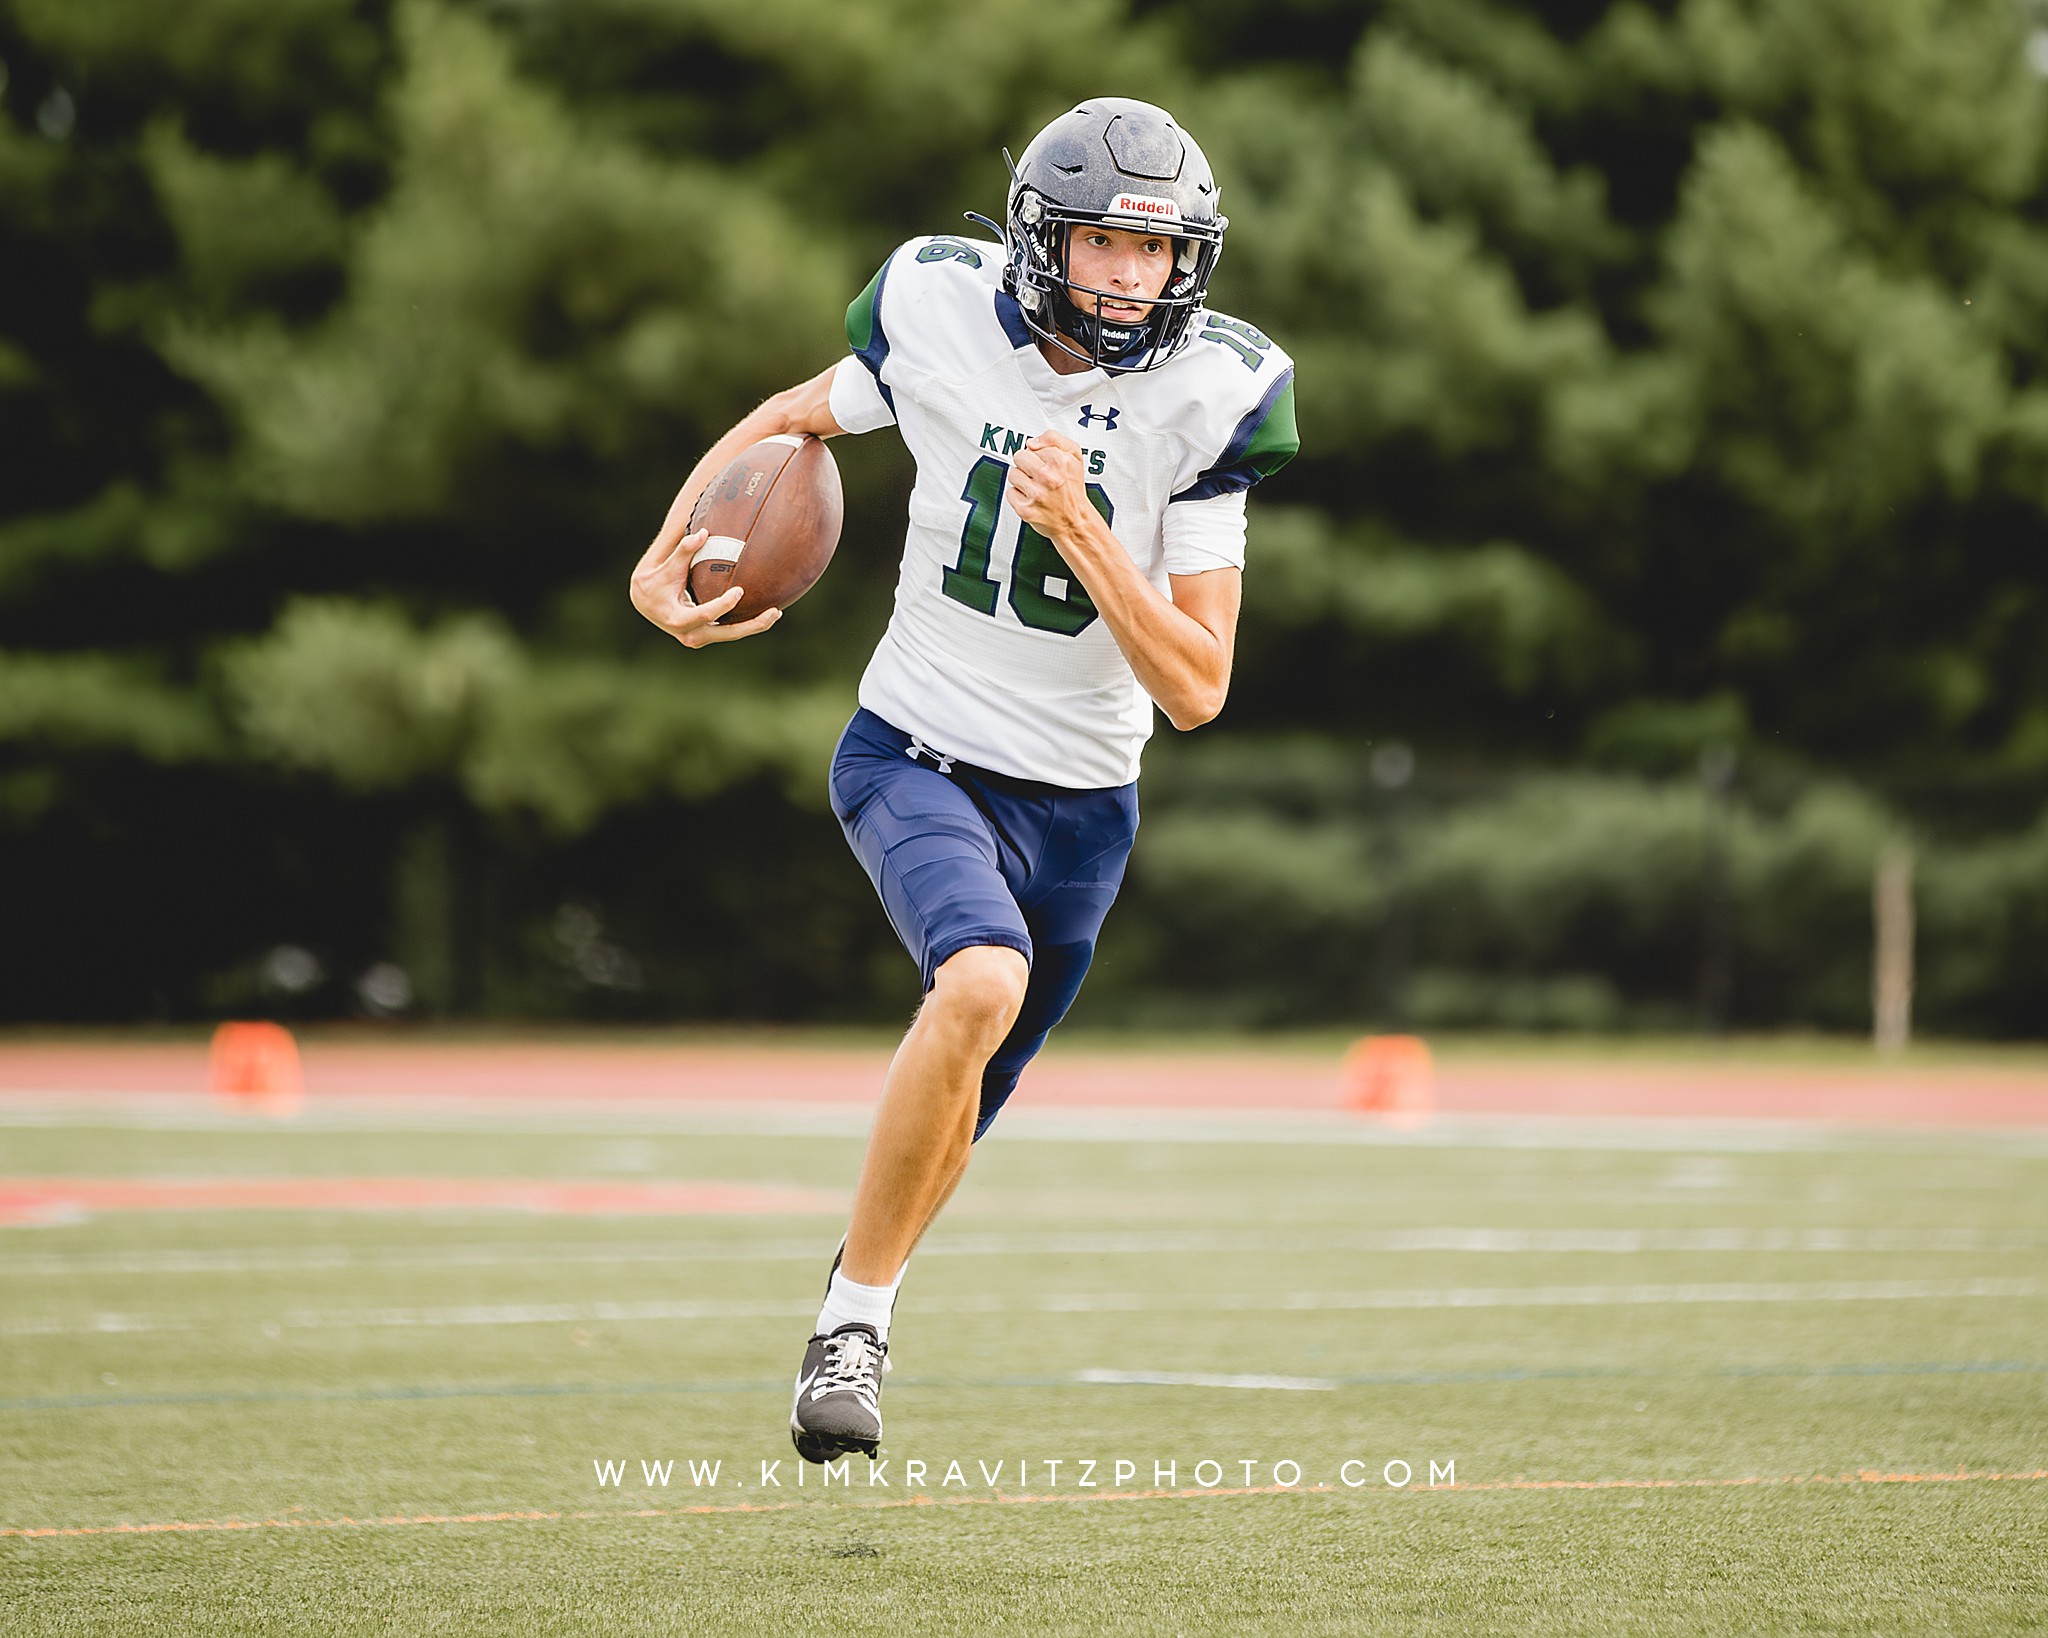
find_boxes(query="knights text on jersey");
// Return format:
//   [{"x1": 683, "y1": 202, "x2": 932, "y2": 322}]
[{"x1": 827, "y1": 234, "x2": 1298, "y2": 788}]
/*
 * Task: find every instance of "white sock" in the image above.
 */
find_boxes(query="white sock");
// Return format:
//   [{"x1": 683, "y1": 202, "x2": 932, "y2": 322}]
[{"x1": 816, "y1": 1265, "x2": 904, "y2": 1343}]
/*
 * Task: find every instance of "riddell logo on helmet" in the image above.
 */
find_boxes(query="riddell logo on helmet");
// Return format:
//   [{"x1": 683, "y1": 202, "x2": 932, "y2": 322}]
[{"x1": 1108, "y1": 193, "x2": 1182, "y2": 224}]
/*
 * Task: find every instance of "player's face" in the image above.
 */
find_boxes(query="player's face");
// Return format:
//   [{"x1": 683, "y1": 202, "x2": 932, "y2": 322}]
[{"x1": 1064, "y1": 225, "x2": 1175, "y2": 325}]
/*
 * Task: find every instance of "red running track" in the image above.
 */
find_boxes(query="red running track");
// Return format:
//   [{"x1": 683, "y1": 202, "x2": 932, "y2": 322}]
[{"x1": 0, "y1": 1041, "x2": 2044, "y2": 1125}]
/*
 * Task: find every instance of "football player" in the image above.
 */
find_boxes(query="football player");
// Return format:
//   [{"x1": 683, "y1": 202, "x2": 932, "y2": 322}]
[{"x1": 630, "y1": 98, "x2": 1298, "y2": 1463}]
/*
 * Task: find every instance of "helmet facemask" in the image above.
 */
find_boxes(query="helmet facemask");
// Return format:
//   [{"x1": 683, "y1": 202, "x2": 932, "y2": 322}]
[{"x1": 1012, "y1": 205, "x2": 1220, "y2": 373}]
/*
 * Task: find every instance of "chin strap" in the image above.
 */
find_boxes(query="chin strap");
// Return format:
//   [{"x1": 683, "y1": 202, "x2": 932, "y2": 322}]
[{"x1": 1050, "y1": 291, "x2": 1156, "y2": 369}]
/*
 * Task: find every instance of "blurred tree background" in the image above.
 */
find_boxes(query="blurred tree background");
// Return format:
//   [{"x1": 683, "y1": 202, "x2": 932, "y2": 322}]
[{"x1": 3, "y1": 0, "x2": 2045, "y2": 1033}]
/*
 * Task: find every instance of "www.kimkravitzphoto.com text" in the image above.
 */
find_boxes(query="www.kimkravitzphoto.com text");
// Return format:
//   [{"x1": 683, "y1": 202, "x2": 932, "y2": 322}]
[{"x1": 592, "y1": 1456, "x2": 1459, "y2": 1492}]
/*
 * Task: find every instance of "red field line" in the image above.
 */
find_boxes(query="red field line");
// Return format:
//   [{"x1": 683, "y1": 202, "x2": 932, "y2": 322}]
[
  {"x1": 7, "y1": 1469, "x2": 2043, "y2": 1539},
  {"x1": 1458, "y1": 1467, "x2": 2048, "y2": 1492},
  {"x1": 2, "y1": 1040, "x2": 2046, "y2": 1124},
  {"x1": 0, "y1": 1177, "x2": 842, "y2": 1228}
]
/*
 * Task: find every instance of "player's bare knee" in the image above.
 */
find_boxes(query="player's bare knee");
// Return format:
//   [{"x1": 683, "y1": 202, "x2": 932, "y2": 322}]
[{"x1": 930, "y1": 945, "x2": 1029, "y2": 1049}]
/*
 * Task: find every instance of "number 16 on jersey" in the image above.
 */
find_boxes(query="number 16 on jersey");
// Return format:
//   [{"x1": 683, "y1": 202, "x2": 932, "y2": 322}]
[{"x1": 942, "y1": 456, "x2": 1113, "y2": 638}]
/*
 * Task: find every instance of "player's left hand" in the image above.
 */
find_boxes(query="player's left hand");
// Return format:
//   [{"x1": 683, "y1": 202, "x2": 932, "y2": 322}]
[
  {"x1": 630, "y1": 526, "x2": 783, "y2": 649},
  {"x1": 1008, "y1": 431, "x2": 1093, "y2": 538}
]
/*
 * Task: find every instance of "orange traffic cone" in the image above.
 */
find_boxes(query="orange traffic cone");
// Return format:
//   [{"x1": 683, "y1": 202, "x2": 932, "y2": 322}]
[
  {"x1": 209, "y1": 1022, "x2": 303, "y2": 1116},
  {"x1": 1342, "y1": 1034, "x2": 1434, "y2": 1128}
]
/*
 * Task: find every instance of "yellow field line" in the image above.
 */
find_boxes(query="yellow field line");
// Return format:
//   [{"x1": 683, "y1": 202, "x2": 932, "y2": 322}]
[{"x1": 6, "y1": 1468, "x2": 2045, "y2": 1539}]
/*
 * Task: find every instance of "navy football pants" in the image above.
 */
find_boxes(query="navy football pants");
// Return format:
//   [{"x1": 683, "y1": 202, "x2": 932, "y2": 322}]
[{"x1": 829, "y1": 708, "x2": 1138, "y2": 1139}]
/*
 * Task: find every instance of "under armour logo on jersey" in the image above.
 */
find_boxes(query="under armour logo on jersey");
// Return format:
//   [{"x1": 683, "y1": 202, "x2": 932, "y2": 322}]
[{"x1": 1077, "y1": 404, "x2": 1120, "y2": 431}]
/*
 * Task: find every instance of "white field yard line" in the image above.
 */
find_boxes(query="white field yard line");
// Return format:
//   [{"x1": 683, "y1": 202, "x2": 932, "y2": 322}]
[
  {"x1": 8, "y1": 1097, "x2": 2048, "y2": 1154},
  {"x1": 7, "y1": 1469, "x2": 2048, "y2": 1539},
  {"x1": 1077, "y1": 1369, "x2": 1339, "y2": 1390},
  {"x1": 5, "y1": 1277, "x2": 2040, "y2": 1337},
  {"x1": 2, "y1": 1225, "x2": 2040, "y2": 1279}
]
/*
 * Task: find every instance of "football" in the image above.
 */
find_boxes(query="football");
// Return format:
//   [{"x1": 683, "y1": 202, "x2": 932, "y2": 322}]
[{"x1": 685, "y1": 433, "x2": 844, "y2": 623}]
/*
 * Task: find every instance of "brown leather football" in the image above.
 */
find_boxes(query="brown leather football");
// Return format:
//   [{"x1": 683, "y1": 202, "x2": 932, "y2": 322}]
[{"x1": 685, "y1": 433, "x2": 843, "y2": 623}]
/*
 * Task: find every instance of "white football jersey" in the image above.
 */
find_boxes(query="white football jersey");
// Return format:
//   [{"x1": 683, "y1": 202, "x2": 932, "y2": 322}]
[{"x1": 827, "y1": 234, "x2": 1297, "y2": 788}]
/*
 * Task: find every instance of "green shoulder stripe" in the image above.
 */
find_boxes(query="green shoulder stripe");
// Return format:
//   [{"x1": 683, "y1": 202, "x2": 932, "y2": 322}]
[
  {"x1": 1170, "y1": 368, "x2": 1300, "y2": 503},
  {"x1": 1243, "y1": 377, "x2": 1299, "y2": 479},
  {"x1": 845, "y1": 265, "x2": 883, "y2": 354}
]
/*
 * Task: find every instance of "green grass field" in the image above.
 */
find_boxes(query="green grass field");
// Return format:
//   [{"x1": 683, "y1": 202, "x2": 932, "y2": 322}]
[{"x1": 3, "y1": 1101, "x2": 2045, "y2": 1635}]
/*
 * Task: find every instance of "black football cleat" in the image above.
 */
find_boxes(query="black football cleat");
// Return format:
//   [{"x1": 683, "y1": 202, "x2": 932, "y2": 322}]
[{"x1": 790, "y1": 1322, "x2": 888, "y2": 1463}]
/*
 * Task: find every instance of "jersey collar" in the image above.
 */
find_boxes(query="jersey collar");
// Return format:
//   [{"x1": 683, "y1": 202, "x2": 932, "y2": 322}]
[
  {"x1": 997, "y1": 288, "x2": 1112, "y2": 404},
  {"x1": 994, "y1": 288, "x2": 1035, "y2": 350}
]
